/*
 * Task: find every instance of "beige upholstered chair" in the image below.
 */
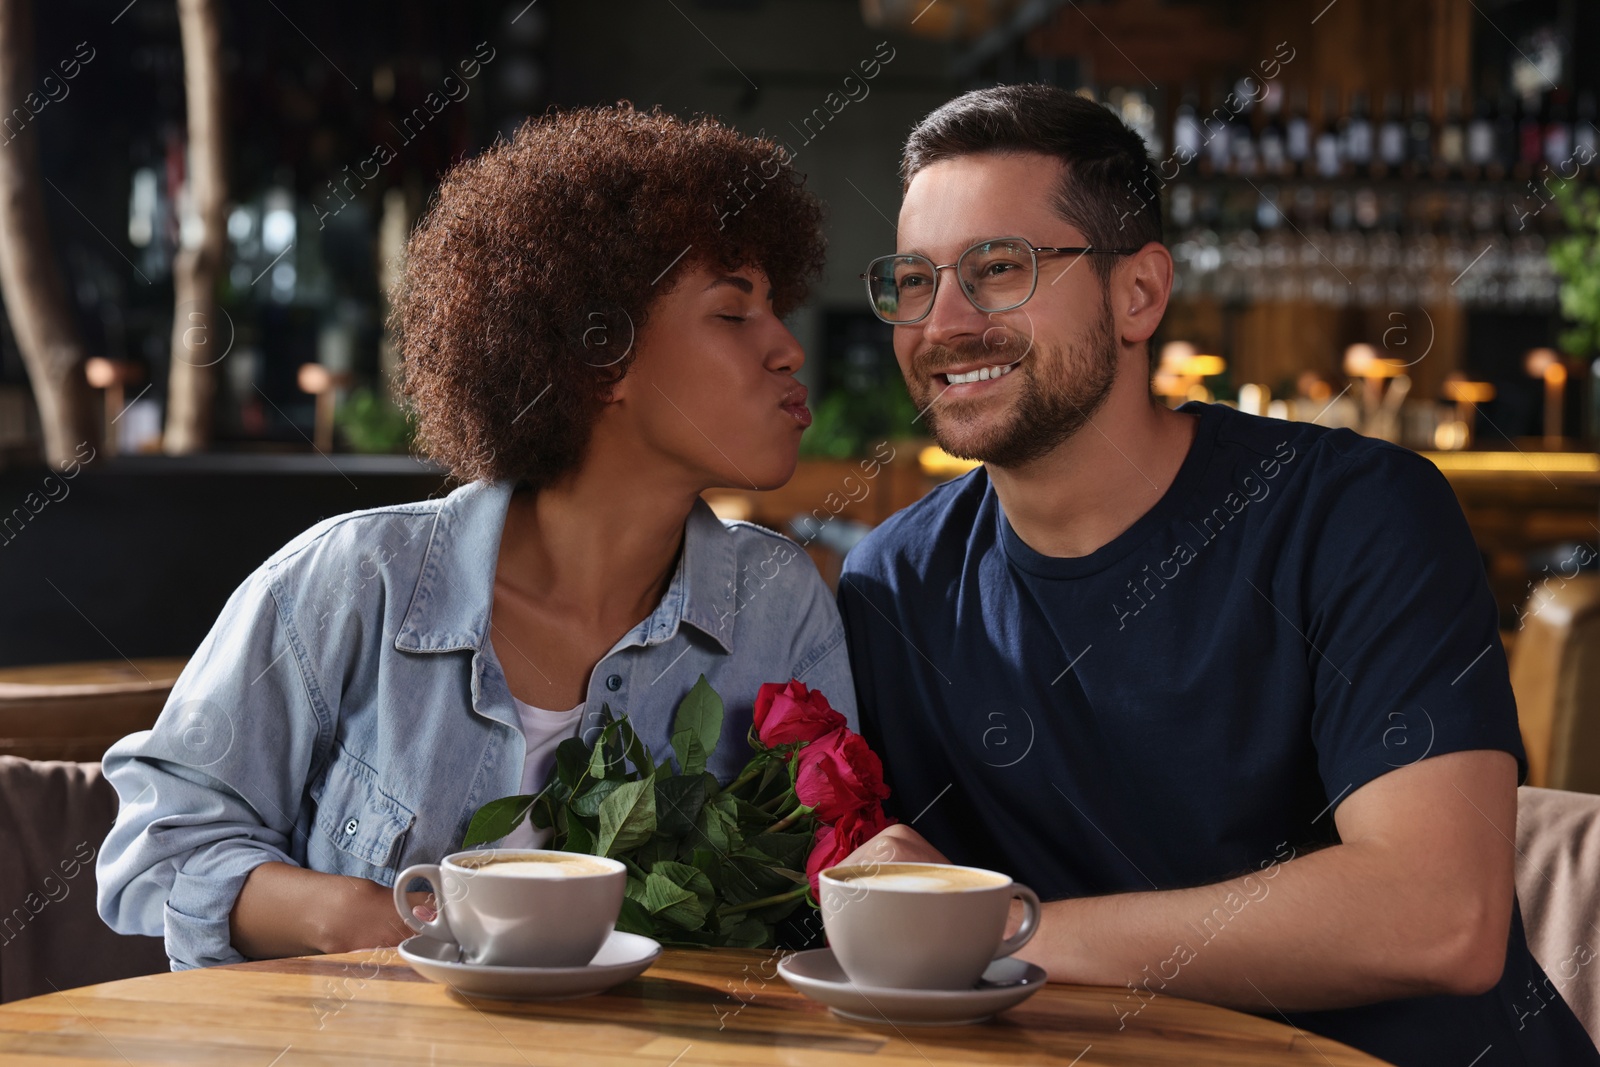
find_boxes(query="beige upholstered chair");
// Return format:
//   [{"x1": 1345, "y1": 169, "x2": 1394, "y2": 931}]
[
  {"x1": 1515, "y1": 785, "x2": 1600, "y2": 1049},
  {"x1": 0, "y1": 758, "x2": 169, "y2": 1001},
  {"x1": 1509, "y1": 574, "x2": 1600, "y2": 794}
]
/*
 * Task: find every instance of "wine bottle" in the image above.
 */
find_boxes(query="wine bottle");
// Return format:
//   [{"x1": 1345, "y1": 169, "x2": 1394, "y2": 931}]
[
  {"x1": 1493, "y1": 90, "x2": 1519, "y2": 181},
  {"x1": 1315, "y1": 87, "x2": 1343, "y2": 178},
  {"x1": 1518, "y1": 91, "x2": 1544, "y2": 176},
  {"x1": 1406, "y1": 89, "x2": 1433, "y2": 178},
  {"x1": 1437, "y1": 87, "x2": 1465, "y2": 178},
  {"x1": 1203, "y1": 80, "x2": 1232, "y2": 176},
  {"x1": 1574, "y1": 91, "x2": 1598, "y2": 174},
  {"x1": 1544, "y1": 88, "x2": 1573, "y2": 169},
  {"x1": 1466, "y1": 92, "x2": 1496, "y2": 178},
  {"x1": 1342, "y1": 90, "x2": 1374, "y2": 176},
  {"x1": 1258, "y1": 80, "x2": 1288, "y2": 176},
  {"x1": 1286, "y1": 85, "x2": 1312, "y2": 177},
  {"x1": 1173, "y1": 87, "x2": 1203, "y2": 175},
  {"x1": 1230, "y1": 86, "x2": 1258, "y2": 176},
  {"x1": 1377, "y1": 90, "x2": 1406, "y2": 176}
]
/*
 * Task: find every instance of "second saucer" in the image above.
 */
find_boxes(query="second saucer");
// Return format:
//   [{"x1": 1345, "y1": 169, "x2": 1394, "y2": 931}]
[{"x1": 778, "y1": 947, "x2": 1047, "y2": 1026}]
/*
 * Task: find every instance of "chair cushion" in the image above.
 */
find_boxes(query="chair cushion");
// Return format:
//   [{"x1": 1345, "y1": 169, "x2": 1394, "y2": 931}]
[
  {"x1": 0, "y1": 757, "x2": 169, "y2": 1002},
  {"x1": 1516, "y1": 785, "x2": 1600, "y2": 1048}
]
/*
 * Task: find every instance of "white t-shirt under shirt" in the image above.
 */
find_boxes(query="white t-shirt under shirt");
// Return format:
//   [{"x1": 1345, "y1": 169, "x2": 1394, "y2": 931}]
[{"x1": 500, "y1": 697, "x2": 585, "y2": 850}]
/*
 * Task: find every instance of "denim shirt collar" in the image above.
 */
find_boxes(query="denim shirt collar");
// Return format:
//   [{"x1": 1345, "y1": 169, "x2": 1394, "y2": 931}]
[{"x1": 393, "y1": 480, "x2": 738, "y2": 656}]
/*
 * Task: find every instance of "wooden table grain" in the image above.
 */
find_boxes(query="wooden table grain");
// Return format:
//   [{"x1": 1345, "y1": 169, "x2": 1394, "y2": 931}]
[{"x1": 0, "y1": 946, "x2": 1390, "y2": 1066}]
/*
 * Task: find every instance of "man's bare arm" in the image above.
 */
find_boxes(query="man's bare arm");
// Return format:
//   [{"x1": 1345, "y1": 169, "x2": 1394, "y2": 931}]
[{"x1": 845, "y1": 749, "x2": 1517, "y2": 1012}]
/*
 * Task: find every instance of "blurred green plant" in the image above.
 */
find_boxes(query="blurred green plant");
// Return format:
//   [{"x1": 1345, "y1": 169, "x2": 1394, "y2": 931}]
[
  {"x1": 799, "y1": 381, "x2": 920, "y2": 458},
  {"x1": 1551, "y1": 183, "x2": 1600, "y2": 358},
  {"x1": 336, "y1": 387, "x2": 414, "y2": 453}
]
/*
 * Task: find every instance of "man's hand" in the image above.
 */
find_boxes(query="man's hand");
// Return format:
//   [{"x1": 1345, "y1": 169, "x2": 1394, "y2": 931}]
[{"x1": 841, "y1": 823, "x2": 952, "y2": 867}]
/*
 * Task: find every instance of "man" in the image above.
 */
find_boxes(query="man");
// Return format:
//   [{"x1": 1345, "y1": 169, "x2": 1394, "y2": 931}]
[{"x1": 836, "y1": 83, "x2": 1597, "y2": 1067}]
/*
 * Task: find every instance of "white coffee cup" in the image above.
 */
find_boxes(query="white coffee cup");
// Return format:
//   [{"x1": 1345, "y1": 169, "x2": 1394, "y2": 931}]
[
  {"x1": 819, "y1": 861, "x2": 1041, "y2": 990},
  {"x1": 394, "y1": 849, "x2": 626, "y2": 968}
]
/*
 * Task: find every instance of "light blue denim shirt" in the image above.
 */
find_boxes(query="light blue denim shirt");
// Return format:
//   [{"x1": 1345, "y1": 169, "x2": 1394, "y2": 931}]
[{"x1": 96, "y1": 479, "x2": 855, "y2": 969}]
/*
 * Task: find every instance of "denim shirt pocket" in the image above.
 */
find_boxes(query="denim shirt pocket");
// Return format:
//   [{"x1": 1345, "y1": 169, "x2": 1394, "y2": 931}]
[{"x1": 308, "y1": 747, "x2": 416, "y2": 881}]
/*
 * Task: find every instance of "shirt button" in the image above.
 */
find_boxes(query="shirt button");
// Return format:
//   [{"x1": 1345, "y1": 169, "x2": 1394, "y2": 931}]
[
  {"x1": 605, "y1": 674, "x2": 622, "y2": 691},
  {"x1": 344, "y1": 818, "x2": 359, "y2": 835}
]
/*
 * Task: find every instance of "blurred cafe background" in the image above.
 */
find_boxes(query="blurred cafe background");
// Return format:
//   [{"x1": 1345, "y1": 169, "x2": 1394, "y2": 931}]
[{"x1": 2, "y1": 0, "x2": 1599, "y2": 818}]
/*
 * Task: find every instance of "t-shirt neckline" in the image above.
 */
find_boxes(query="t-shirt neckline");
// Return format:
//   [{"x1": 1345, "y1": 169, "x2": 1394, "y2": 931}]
[
  {"x1": 510, "y1": 694, "x2": 586, "y2": 728},
  {"x1": 998, "y1": 401, "x2": 1222, "y2": 580}
]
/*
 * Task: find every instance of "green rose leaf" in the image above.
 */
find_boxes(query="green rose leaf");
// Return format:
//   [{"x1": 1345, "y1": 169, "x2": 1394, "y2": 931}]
[
  {"x1": 623, "y1": 875, "x2": 649, "y2": 904},
  {"x1": 736, "y1": 831, "x2": 811, "y2": 870},
  {"x1": 460, "y1": 793, "x2": 537, "y2": 849},
  {"x1": 554, "y1": 735, "x2": 592, "y2": 791},
  {"x1": 671, "y1": 675, "x2": 724, "y2": 777},
  {"x1": 596, "y1": 778, "x2": 657, "y2": 856},
  {"x1": 719, "y1": 918, "x2": 773, "y2": 949},
  {"x1": 695, "y1": 792, "x2": 740, "y2": 852},
  {"x1": 654, "y1": 772, "x2": 712, "y2": 838},
  {"x1": 563, "y1": 817, "x2": 595, "y2": 856},
  {"x1": 651, "y1": 859, "x2": 715, "y2": 900},
  {"x1": 720, "y1": 858, "x2": 798, "y2": 905},
  {"x1": 590, "y1": 720, "x2": 632, "y2": 781},
  {"x1": 642, "y1": 864, "x2": 712, "y2": 929},
  {"x1": 616, "y1": 895, "x2": 655, "y2": 937},
  {"x1": 673, "y1": 735, "x2": 708, "y2": 781},
  {"x1": 634, "y1": 833, "x2": 677, "y2": 870},
  {"x1": 616, "y1": 718, "x2": 653, "y2": 778},
  {"x1": 570, "y1": 776, "x2": 625, "y2": 819},
  {"x1": 687, "y1": 848, "x2": 720, "y2": 882},
  {"x1": 731, "y1": 795, "x2": 780, "y2": 834}
]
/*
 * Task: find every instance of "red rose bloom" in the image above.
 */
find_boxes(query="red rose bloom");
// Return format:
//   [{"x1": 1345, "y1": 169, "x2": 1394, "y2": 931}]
[
  {"x1": 795, "y1": 728, "x2": 890, "y2": 823},
  {"x1": 753, "y1": 679, "x2": 846, "y2": 748},
  {"x1": 805, "y1": 803, "x2": 894, "y2": 893}
]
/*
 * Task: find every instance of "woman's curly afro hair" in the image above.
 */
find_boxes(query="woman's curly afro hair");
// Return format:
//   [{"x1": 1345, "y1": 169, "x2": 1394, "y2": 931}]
[{"x1": 394, "y1": 104, "x2": 826, "y2": 489}]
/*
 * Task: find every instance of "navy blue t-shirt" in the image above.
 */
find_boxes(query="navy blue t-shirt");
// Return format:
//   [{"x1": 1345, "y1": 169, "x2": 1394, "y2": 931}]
[{"x1": 838, "y1": 401, "x2": 1598, "y2": 1067}]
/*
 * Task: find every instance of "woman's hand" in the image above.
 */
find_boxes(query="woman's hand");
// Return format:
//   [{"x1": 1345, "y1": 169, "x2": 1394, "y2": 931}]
[
  {"x1": 230, "y1": 862, "x2": 437, "y2": 959},
  {"x1": 330, "y1": 877, "x2": 438, "y2": 955}
]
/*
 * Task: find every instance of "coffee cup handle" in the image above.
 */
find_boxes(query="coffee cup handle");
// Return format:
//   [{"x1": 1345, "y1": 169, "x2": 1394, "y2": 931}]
[
  {"x1": 993, "y1": 884, "x2": 1041, "y2": 960},
  {"x1": 394, "y1": 863, "x2": 454, "y2": 943}
]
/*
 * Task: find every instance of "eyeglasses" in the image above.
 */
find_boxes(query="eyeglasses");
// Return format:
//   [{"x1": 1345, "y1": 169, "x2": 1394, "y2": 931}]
[{"x1": 860, "y1": 237, "x2": 1141, "y2": 325}]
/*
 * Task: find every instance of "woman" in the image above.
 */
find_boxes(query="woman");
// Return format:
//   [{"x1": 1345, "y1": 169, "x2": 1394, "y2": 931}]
[{"x1": 95, "y1": 105, "x2": 853, "y2": 969}]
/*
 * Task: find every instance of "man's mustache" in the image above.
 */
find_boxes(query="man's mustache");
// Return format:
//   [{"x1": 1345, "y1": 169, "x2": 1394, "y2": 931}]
[{"x1": 913, "y1": 332, "x2": 1033, "y2": 377}]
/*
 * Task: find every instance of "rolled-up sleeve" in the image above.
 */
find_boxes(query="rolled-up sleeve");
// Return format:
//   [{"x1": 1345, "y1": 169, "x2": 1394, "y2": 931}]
[{"x1": 97, "y1": 564, "x2": 331, "y2": 969}]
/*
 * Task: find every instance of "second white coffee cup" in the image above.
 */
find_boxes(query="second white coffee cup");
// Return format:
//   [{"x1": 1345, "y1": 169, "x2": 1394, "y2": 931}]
[
  {"x1": 819, "y1": 861, "x2": 1041, "y2": 990},
  {"x1": 394, "y1": 849, "x2": 625, "y2": 967}
]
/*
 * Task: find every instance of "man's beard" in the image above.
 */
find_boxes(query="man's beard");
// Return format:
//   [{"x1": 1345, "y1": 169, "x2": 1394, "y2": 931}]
[{"x1": 910, "y1": 297, "x2": 1119, "y2": 469}]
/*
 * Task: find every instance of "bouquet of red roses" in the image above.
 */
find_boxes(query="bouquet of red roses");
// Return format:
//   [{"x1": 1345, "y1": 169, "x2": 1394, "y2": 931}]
[{"x1": 461, "y1": 675, "x2": 894, "y2": 948}]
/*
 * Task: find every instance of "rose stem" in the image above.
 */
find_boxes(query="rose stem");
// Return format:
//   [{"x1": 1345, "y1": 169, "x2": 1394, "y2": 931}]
[
  {"x1": 717, "y1": 883, "x2": 810, "y2": 917},
  {"x1": 763, "y1": 804, "x2": 811, "y2": 834}
]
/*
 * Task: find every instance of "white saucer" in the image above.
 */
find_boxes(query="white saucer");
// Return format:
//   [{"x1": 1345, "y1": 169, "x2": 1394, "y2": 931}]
[
  {"x1": 777, "y1": 948, "x2": 1047, "y2": 1026},
  {"x1": 398, "y1": 930, "x2": 661, "y2": 1001}
]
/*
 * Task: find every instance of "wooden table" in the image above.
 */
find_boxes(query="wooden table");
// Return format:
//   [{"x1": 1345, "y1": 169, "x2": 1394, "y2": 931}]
[
  {"x1": 0, "y1": 657, "x2": 185, "y2": 762},
  {"x1": 0, "y1": 947, "x2": 1389, "y2": 1065}
]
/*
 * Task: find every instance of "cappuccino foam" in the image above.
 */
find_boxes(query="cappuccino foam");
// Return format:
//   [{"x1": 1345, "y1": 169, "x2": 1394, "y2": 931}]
[
  {"x1": 830, "y1": 864, "x2": 1008, "y2": 892},
  {"x1": 456, "y1": 853, "x2": 612, "y2": 878}
]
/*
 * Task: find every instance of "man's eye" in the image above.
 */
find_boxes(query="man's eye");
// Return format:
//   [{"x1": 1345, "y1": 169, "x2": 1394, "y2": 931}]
[
  {"x1": 898, "y1": 274, "x2": 932, "y2": 289},
  {"x1": 718, "y1": 314, "x2": 746, "y2": 323}
]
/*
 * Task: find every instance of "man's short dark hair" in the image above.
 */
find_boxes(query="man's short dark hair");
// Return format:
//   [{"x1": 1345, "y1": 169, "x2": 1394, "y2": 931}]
[{"x1": 901, "y1": 84, "x2": 1162, "y2": 286}]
